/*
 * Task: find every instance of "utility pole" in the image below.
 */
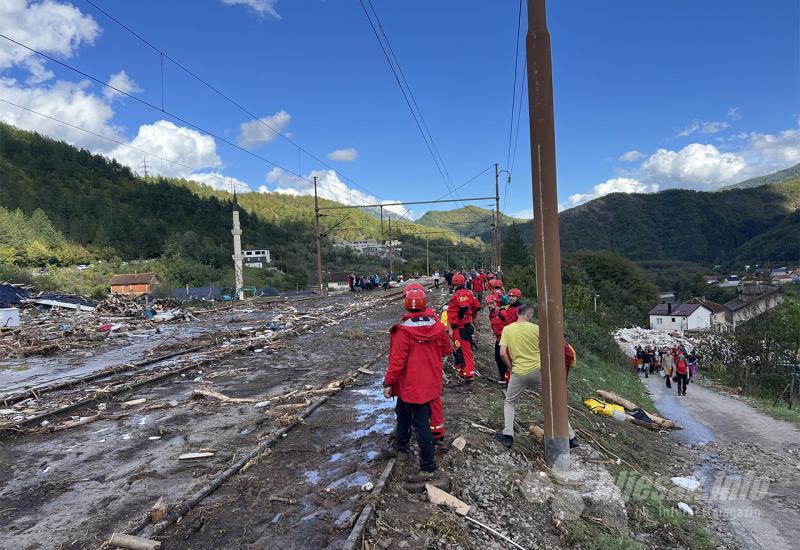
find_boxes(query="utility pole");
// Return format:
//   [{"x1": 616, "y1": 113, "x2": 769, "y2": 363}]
[
  {"x1": 388, "y1": 217, "x2": 394, "y2": 280},
  {"x1": 231, "y1": 191, "x2": 244, "y2": 300},
  {"x1": 526, "y1": 0, "x2": 570, "y2": 468},
  {"x1": 141, "y1": 157, "x2": 150, "y2": 180},
  {"x1": 313, "y1": 176, "x2": 325, "y2": 296},
  {"x1": 494, "y1": 163, "x2": 501, "y2": 271},
  {"x1": 426, "y1": 236, "x2": 430, "y2": 276},
  {"x1": 380, "y1": 205, "x2": 384, "y2": 236}
]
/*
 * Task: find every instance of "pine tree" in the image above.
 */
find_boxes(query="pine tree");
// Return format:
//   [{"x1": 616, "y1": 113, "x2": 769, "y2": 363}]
[{"x1": 502, "y1": 223, "x2": 531, "y2": 269}]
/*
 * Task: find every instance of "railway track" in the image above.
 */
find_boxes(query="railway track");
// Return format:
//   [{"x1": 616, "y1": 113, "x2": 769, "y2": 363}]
[{"x1": 0, "y1": 284, "x2": 427, "y2": 436}]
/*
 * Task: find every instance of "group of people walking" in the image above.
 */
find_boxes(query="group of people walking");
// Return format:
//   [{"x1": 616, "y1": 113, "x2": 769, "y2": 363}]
[
  {"x1": 348, "y1": 272, "x2": 392, "y2": 292},
  {"x1": 634, "y1": 344, "x2": 698, "y2": 396},
  {"x1": 382, "y1": 269, "x2": 578, "y2": 477}
]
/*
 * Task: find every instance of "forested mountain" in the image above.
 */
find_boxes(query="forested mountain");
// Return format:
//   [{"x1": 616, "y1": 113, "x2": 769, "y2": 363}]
[
  {"x1": 718, "y1": 163, "x2": 800, "y2": 191},
  {"x1": 0, "y1": 122, "x2": 482, "y2": 287},
  {"x1": 551, "y1": 174, "x2": 800, "y2": 266}
]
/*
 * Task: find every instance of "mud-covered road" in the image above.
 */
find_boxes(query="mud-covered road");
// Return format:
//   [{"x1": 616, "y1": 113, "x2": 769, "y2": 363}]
[
  {"x1": 645, "y1": 375, "x2": 800, "y2": 550},
  {"x1": 0, "y1": 288, "x2": 425, "y2": 549}
]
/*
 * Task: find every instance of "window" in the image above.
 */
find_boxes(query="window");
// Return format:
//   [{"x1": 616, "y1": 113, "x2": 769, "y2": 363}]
[
  {"x1": 671, "y1": 318, "x2": 676, "y2": 323},
  {"x1": 656, "y1": 318, "x2": 662, "y2": 325}
]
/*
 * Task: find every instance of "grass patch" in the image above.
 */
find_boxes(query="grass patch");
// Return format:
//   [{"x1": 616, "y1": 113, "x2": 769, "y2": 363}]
[{"x1": 746, "y1": 396, "x2": 800, "y2": 425}]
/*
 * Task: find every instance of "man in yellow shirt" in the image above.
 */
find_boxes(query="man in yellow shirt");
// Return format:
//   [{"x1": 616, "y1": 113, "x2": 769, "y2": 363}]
[{"x1": 495, "y1": 304, "x2": 576, "y2": 448}]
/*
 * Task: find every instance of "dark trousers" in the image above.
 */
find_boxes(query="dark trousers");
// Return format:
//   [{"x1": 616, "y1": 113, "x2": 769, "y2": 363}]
[
  {"x1": 495, "y1": 341, "x2": 507, "y2": 380},
  {"x1": 677, "y1": 373, "x2": 689, "y2": 395},
  {"x1": 395, "y1": 399, "x2": 436, "y2": 472}
]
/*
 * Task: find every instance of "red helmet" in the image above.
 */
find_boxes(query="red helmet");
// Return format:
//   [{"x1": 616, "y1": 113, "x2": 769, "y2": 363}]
[
  {"x1": 404, "y1": 283, "x2": 425, "y2": 296},
  {"x1": 485, "y1": 294, "x2": 499, "y2": 305},
  {"x1": 508, "y1": 288, "x2": 522, "y2": 298},
  {"x1": 452, "y1": 273, "x2": 466, "y2": 286},
  {"x1": 404, "y1": 288, "x2": 427, "y2": 311},
  {"x1": 491, "y1": 279, "x2": 503, "y2": 288}
]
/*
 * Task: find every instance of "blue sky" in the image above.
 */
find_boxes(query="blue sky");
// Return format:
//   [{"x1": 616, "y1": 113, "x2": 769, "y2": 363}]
[{"x1": 0, "y1": 0, "x2": 798, "y2": 219}]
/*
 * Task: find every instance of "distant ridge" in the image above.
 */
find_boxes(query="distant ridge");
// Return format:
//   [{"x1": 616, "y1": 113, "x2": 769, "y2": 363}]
[{"x1": 718, "y1": 163, "x2": 800, "y2": 191}]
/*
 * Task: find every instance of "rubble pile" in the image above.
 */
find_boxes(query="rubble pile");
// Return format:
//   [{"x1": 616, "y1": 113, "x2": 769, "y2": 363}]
[
  {"x1": 94, "y1": 294, "x2": 145, "y2": 316},
  {"x1": 614, "y1": 326, "x2": 702, "y2": 357}
]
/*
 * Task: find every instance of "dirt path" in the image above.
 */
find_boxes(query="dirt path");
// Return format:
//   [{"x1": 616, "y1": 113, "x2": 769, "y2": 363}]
[{"x1": 644, "y1": 375, "x2": 800, "y2": 550}]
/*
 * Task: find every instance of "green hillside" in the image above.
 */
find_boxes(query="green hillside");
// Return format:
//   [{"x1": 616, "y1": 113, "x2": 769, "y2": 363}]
[
  {"x1": 415, "y1": 205, "x2": 526, "y2": 239},
  {"x1": 554, "y1": 175, "x2": 800, "y2": 265},
  {"x1": 0, "y1": 122, "x2": 483, "y2": 289},
  {"x1": 718, "y1": 163, "x2": 800, "y2": 191}
]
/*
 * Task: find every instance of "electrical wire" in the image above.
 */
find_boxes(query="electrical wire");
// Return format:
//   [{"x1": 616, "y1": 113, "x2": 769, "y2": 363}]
[
  {"x1": 81, "y1": 0, "x2": 384, "y2": 203},
  {"x1": 506, "y1": 0, "x2": 523, "y2": 170},
  {"x1": 0, "y1": 32, "x2": 385, "y2": 211},
  {"x1": 357, "y1": 0, "x2": 460, "y2": 208}
]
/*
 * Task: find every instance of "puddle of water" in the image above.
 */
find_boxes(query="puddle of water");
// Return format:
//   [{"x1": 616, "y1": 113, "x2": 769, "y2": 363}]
[
  {"x1": 352, "y1": 386, "x2": 395, "y2": 422},
  {"x1": 334, "y1": 510, "x2": 353, "y2": 528},
  {"x1": 304, "y1": 470, "x2": 320, "y2": 485},
  {"x1": 644, "y1": 375, "x2": 716, "y2": 445},
  {"x1": 329, "y1": 452, "x2": 344, "y2": 463},
  {"x1": 327, "y1": 472, "x2": 370, "y2": 490}
]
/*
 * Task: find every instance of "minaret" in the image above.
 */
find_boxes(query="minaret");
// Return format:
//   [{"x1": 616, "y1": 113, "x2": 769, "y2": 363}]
[{"x1": 231, "y1": 190, "x2": 244, "y2": 300}]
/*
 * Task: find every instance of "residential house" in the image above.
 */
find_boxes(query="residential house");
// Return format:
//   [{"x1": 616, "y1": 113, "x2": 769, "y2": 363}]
[
  {"x1": 243, "y1": 249, "x2": 271, "y2": 268},
  {"x1": 327, "y1": 272, "x2": 352, "y2": 292},
  {"x1": 685, "y1": 297, "x2": 727, "y2": 329},
  {"x1": 110, "y1": 272, "x2": 159, "y2": 296},
  {"x1": 723, "y1": 285, "x2": 784, "y2": 329},
  {"x1": 718, "y1": 275, "x2": 741, "y2": 288},
  {"x1": 648, "y1": 302, "x2": 712, "y2": 333}
]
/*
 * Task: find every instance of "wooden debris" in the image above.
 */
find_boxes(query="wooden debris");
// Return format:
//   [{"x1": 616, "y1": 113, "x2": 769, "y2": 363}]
[
  {"x1": 52, "y1": 414, "x2": 100, "y2": 432},
  {"x1": 150, "y1": 497, "x2": 167, "y2": 524},
  {"x1": 268, "y1": 496, "x2": 298, "y2": 504},
  {"x1": 122, "y1": 398, "x2": 146, "y2": 408},
  {"x1": 178, "y1": 451, "x2": 215, "y2": 460},
  {"x1": 470, "y1": 422, "x2": 495, "y2": 434},
  {"x1": 357, "y1": 367, "x2": 375, "y2": 375},
  {"x1": 425, "y1": 483, "x2": 470, "y2": 516},
  {"x1": 191, "y1": 388, "x2": 257, "y2": 404},
  {"x1": 596, "y1": 389, "x2": 677, "y2": 429},
  {"x1": 451, "y1": 436, "x2": 466, "y2": 451},
  {"x1": 107, "y1": 533, "x2": 161, "y2": 550}
]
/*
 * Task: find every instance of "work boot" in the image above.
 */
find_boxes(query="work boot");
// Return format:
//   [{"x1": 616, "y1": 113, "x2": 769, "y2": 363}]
[
  {"x1": 497, "y1": 378, "x2": 507, "y2": 385},
  {"x1": 406, "y1": 469, "x2": 444, "y2": 484},
  {"x1": 494, "y1": 432, "x2": 513, "y2": 448},
  {"x1": 377, "y1": 443, "x2": 408, "y2": 460},
  {"x1": 433, "y1": 438, "x2": 450, "y2": 454},
  {"x1": 569, "y1": 436, "x2": 580, "y2": 449}
]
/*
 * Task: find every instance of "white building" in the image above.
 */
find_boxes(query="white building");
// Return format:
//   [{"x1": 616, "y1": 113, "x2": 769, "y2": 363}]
[
  {"x1": 648, "y1": 302, "x2": 712, "y2": 333},
  {"x1": 243, "y1": 249, "x2": 271, "y2": 268}
]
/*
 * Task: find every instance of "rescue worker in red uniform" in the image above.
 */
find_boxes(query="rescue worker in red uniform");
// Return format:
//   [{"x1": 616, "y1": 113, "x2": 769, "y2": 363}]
[
  {"x1": 490, "y1": 278, "x2": 505, "y2": 298},
  {"x1": 384, "y1": 288, "x2": 452, "y2": 472},
  {"x1": 447, "y1": 273, "x2": 481, "y2": 381},
  {"x1": 486, "y1": 294, "x2": 509, "y2": 384},
  {"x1": 471, "y1": 269, "x2": 486, "y2": 304},
  {"x1": 501, "y1": 288, "x2": 523, "y2": 326}
]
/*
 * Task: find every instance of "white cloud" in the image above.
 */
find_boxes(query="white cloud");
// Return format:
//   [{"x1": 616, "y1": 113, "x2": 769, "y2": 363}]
[
  {"x1": 677, "y1": 120, "x2": 730, "y2": 137},
  {"x1": 744, "y1": 128, "x2": 800, "y2": 167},
  {"x1": 565, "y1": 178, "x2": 658, "y2": 209},
  {"x1": 0, "y1": 0, "x2": 100, "y2": 83},
  {"x1": 221, "y1": 0, "x2": 280, "y2": 20},
  {"x1": 187, "y1": 172, "x2": 251, "y2": 192},
  {"x1": 0, "y1": 77, "x2": 121, "y2": 150},
  {"x1": 640, "y1": 143, "x2": 746, "y2": 187},
  {"x1": 328, "y1": 147, "x2": 358, "y2": 162},
  {"x1": 237, "y1": 110, "x2": 291, "y2": 149},
  {"x1": 104, "y1": 70, "x2": 141, "y2": 101},
  {"x1": 618, "y1": 150, "x2": 644, "y2": 162},
  {"x1": 109, "y1": 120, "x2": 221, "y2": 178},
  {"x1": 728, "y1": 107, "x2": 742, "y2": 121},
  {"x1": 266, "y1": 167, "x2": 408, "y2": 216}
]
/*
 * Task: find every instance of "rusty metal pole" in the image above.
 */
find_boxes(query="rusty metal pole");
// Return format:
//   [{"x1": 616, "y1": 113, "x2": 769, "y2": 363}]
[
  {"x1": 313, "y1": 176, "x2": 325, "y2": 296},
  {"x1": 526, "y1": 0, "x2": 570, "y2": 468},
  {"x1": 494, "y1": 163, "x2": 501, "y2": 270}
]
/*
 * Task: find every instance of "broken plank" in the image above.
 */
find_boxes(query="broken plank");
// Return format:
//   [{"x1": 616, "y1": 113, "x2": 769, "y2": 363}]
[
  {"x1": 178, "y1": 452, "x2": 215, "y2": 461},
  {"x1": 426, "y1": 483, "x2": 471, "y2": 516},
  {"x1": 107, "y1": 533, "x2": 161, "y2": 550},
  {"x1": 191, "y1": 388, "x2": 257, "y2": 404}
]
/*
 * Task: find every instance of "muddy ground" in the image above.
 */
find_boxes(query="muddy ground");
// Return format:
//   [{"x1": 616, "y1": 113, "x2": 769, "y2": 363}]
[{"x1": 0, "y1": 289, "x2": 406, "y2": 549}]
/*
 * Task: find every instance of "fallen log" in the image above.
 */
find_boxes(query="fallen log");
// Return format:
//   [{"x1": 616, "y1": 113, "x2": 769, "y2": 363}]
[
  {"x1": 107, "y1": 533, "x2": 161, "y2": 550},
  {"x1": 596, "y1": 389, "x2": 677, "y2": 429},
  {"x1": 630, "y1": 418, "x2": 661, "y2": 432},
  {"x1": 191, "y1": 388, "x2": 257, "y2": 404}
]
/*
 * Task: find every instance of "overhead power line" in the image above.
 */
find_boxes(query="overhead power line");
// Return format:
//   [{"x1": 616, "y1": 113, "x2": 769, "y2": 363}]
[
  {"x1": 81, "y1": 0, "x2": 384, "y2": 203},
  {"x1": 357, "y1": 0, "x2": 461, "y2": 207},
  {"x1": 0, "y1": 32, "x2": 384, "y2": 210},
  {"x1": 506, "y1": 0, "x2": 524, "y2": 170}
]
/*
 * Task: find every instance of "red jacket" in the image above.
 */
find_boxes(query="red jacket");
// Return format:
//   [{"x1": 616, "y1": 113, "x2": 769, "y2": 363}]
[
  {"x1": 501, "y1": 302, "x2": 521, "y2": 326},
  {"x1": 385, "y1": 311, "x2": 452, "y2": 404},
  {"x1": 447, "y1": 288, "x2": 481, "y2": 328},
  {"x1": 489, "y1": 309, "x2": 504, "y2": 341},
  {"x1": 472, "y1": 276, "x2": 485, "y2": 292},
  {"x1": 675, "y1": 358, "x2": 689, "y2": 375}
]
